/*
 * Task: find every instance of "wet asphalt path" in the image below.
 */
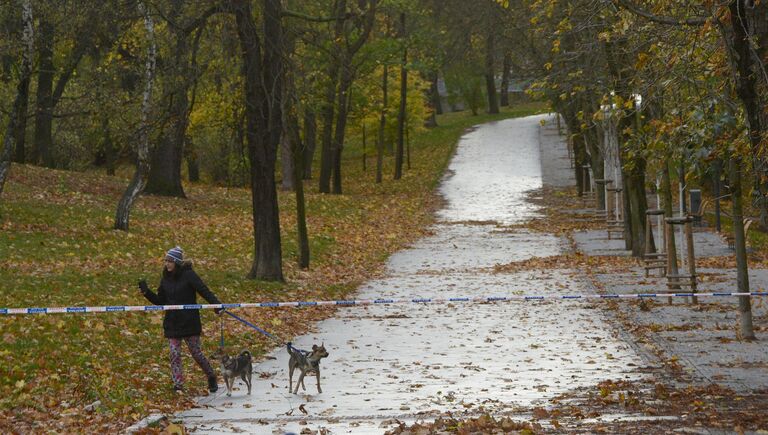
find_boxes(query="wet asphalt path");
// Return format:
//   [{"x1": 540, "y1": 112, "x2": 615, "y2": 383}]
[{"x1": 173, "y1": 115, "x2": 646, "y2": 434}]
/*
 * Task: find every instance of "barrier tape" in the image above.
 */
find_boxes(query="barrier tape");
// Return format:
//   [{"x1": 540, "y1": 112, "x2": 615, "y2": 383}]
[{"x1": 1, "y1": 292, "x2": 767, "y2": 315}]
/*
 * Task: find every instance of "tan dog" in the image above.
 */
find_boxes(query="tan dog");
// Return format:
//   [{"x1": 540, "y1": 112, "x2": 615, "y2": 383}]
[{"x1": 287, "y1": 343, "x2": 329, "y2": 394}]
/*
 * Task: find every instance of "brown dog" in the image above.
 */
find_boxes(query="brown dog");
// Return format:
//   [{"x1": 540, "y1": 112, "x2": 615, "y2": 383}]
[
  {"x1": 287, "y1": 343, "x2": 329, "y2": 394},
  {"x1": 215, "y1": 349, "x2": 252, "y2": 397}
]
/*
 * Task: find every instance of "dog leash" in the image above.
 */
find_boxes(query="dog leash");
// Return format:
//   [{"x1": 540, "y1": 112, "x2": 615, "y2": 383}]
[
  {"x1": 219, "y1": 313, "x2": 225, "y2": 350},
  {"x1": 222, "y1": 310, "x2": 311, "y2": 355}
]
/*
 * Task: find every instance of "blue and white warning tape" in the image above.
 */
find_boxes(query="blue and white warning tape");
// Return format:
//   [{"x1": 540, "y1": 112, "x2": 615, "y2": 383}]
[{"x1": 1, "y1": 291, "x2": 767, "y2": 315}]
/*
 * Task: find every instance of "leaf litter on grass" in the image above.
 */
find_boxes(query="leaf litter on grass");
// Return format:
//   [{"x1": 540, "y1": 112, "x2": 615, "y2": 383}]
[{"x1": 0, "y1": 106, "x2": 550, "y2": 433}]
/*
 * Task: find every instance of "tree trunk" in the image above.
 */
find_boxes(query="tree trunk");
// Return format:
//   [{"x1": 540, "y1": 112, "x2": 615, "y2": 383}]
[
  {"x1": 145, "y1": 0, "x2": 191, "y2": 198},
  {"x1": 394, "y1": 12, "x2": 407, "y2": 181},
  {"x1": 32, "y1": 14, "x2": 90, "y2": 169},
  {"x1": 33, "y1": 19, "x2": 54, "y2": 168},
  {"x1": 620, "y1": 165, "x2": 632, "y2": 250},
  {"x1": 627, "y1": 159, "x2": 648, "y2": 257},
  {"x1": 329, "y1": 0, "x2": 376, "y2": 193},
  {"x1": 726, "y1": 1, "x2": 768, "y2": 231},
  {"x1": 302, "y1": 109, "x2": 316, "y2": 179},
  {"x1": 728, "y1": 156, "x2": 755, "y2": 340},
  {"x1": 589, "y1": 151, "x2": 605, "y2": 205},
  {"x1": 230, "y1": 0, "x2": 285, "y2": 281},
  {"x1": 286, "y1": 95, "x2": 309, "y2": 268},
  {"x1": 602, "y1": 38, "x2": 635, "y2": 249},
  {"x1": 186, "y1": 137, "x2": 200, "y2": 182},
  {"x1": 280, "y1": 128, "x2": 294, "y2": 191},
  {"x1": 713, "y1": 159, "x2": 722, "y2": 232},
  {"x1": 661, "y1": 157, "x2": 679, "y2": 283},
  {"x1": 101, "y1": 116, "x2": 116, "y2": 176},
  {"x1": 186, "y1": 26, "x2": 205, "y2": 184},
  {"x1": 572, "y1": 135, "x2": 592, "y2": 198},
  {"x1": 562, "y1": 104, "x2": 601, "y2": 198},
  {"x1": 425, "y1": 71, "x2": 438, "y2": 127},
  {"x1": 318, "y1": 0, "x2": 345, "y2": 194},
  {"x1": 376, "y1": 64, "x2": 388, "y2": 184},
  {"x1": 318, "y1": 64, "x2": 338, "y2": 193},
  {"x1": 331, "y1": 57, "x2": 353, "y2": 194},
  {"x1": 431, "y1": 70, "x2": 442, "y2": 115},
  {"x1": 484, "y1": 31, "x2": 499, "y2": 114},
  {"x1": 115, "y1": 2, "x2": 156, "y2": 231},
  {"x1": 582, "y1": 103, "x2": 605, "y2": 202},
  {"x1": 500, "y1": 52, "x2": 510, "y2": 107},
  {"x1": 13, "y1": 68, "x2": 31, "y2": 164},
  {"x1": 146, "y1": 133, "x2": 186, "y2": 197},
  {"x1": 1, "y1": 0, "x2": 33, "y2": 200},
  {"x1": 626, "y1": 104, "x2": 649, "y2": 257},
  {"x1": 406, "y1": 118, "x2": 410, "y2": 170},
  {"x1": 292, "y1": 124, "x2": 309, "y2": 269}
]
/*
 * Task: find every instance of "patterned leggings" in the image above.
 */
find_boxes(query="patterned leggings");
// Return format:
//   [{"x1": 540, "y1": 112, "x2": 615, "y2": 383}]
[{"x1": 168, "y1": 335, "x2": 215, "y2": 388}]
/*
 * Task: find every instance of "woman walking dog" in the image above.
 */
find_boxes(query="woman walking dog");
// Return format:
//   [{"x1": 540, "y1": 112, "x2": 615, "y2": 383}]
[{"x1": 139, "y1": 246, "x2": 222, "y2": 393}]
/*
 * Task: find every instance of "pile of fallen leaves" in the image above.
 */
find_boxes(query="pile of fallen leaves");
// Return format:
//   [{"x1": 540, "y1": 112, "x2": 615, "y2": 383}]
[
  {"x1": 491, "y1": 252, "x2": 638, "y2": 274},
  {"x1": 523, "y1": 186, "x2": 606, "y2": 235},
  {"x1": 384, "y1": 414, "x2": 539, "y2": 435},
  {"x1": 553, "y1": 378, "x2": 768, "y2": 433}
]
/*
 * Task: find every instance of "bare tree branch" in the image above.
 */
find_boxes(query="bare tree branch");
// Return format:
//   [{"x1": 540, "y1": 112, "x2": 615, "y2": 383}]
[
  {"x1": 613, "y1": 0, "x2": 709, "y2": 26},
  {"x1": 282, "y1": 9, "x2": 349, "y2": 23}
]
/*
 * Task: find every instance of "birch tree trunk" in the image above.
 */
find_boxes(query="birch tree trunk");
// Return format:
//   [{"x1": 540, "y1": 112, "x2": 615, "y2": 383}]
[
  {"x1": 114, "y1": 1, "x2": 156, "y2": 231},
  {"x1": 0, "y1": 0, "x2": 34, "y2": 200}
]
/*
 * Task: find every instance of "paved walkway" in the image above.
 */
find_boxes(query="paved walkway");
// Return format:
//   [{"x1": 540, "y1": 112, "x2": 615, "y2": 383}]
[
  {"x1": 162, "y1": 115, "x2": 650, "y2": 434},
  {"x1": 566, "y1": 151, "x2": 768, "y2": 395}
]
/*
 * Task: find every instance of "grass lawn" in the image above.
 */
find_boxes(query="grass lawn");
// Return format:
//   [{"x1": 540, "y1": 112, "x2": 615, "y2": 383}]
[{"x1": 0, "y1": 102, "x2": 548, "y2": 432}]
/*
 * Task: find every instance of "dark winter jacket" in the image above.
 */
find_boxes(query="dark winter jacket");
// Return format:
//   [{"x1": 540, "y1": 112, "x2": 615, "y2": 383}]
[{"x1": 140, "y1": 262, "x2": 221, "y2": 338}]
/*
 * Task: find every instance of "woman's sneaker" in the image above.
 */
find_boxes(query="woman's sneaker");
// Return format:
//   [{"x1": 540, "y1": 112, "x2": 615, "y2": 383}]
[
  {"x1": 207, "y1": 376, "x2": 218, "y2": 393},
  {"x1": 173, "y1": 385, "x2": 184, "y2": 394}
]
